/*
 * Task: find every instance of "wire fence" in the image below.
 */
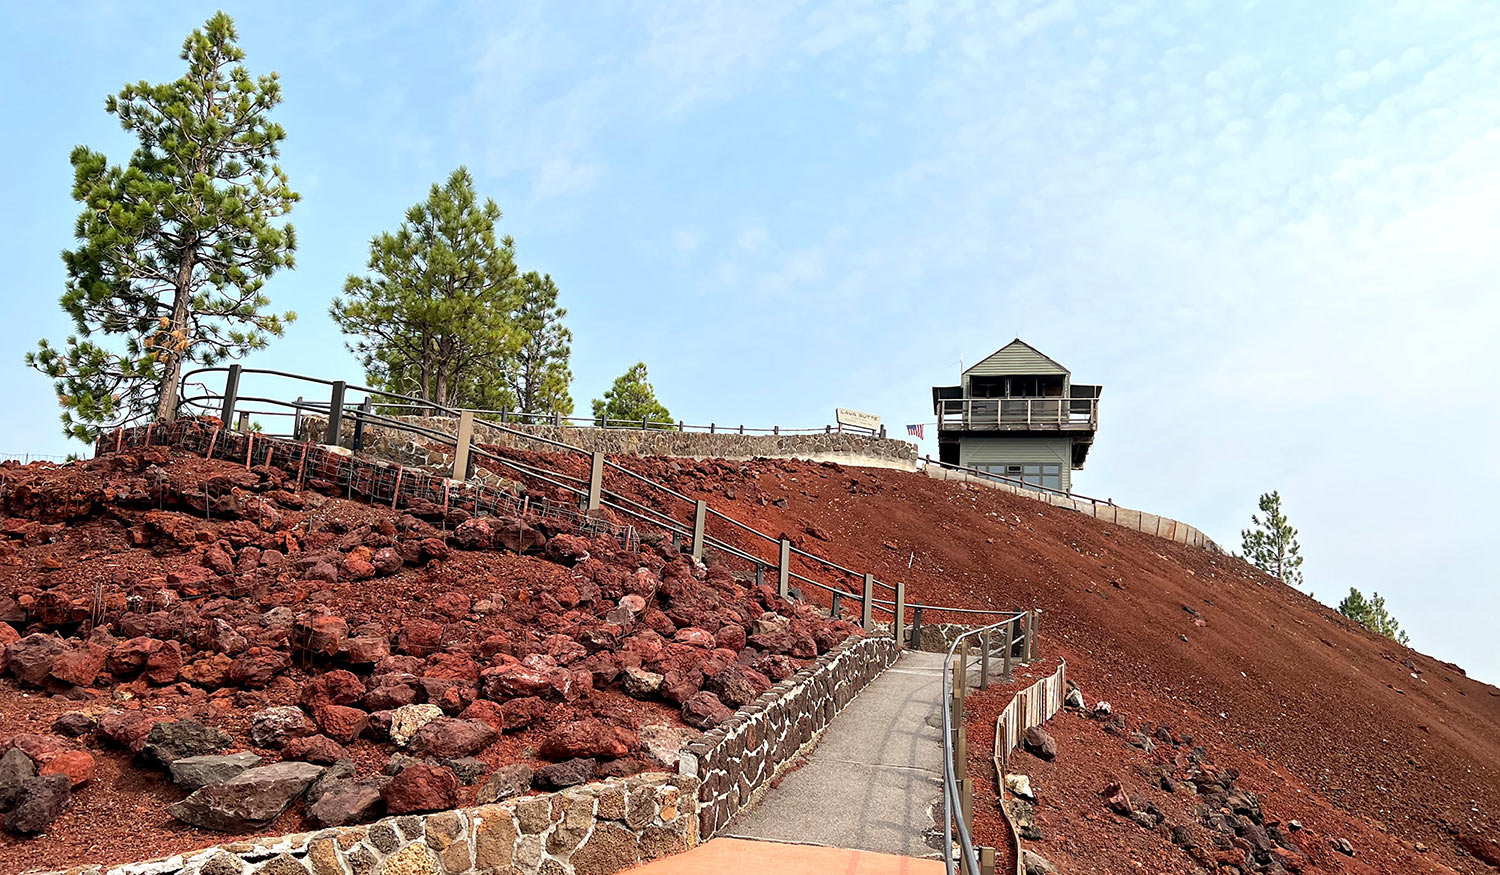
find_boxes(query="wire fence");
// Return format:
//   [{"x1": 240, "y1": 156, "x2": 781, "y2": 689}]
[{"x1": 1, "y1": 452, "x2": 73, "y2": 464}]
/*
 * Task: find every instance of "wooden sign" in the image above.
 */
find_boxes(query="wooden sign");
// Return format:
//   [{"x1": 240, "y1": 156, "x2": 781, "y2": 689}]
[{"x1": 835, "y1": 408, "x2": 881, "y2": 433}]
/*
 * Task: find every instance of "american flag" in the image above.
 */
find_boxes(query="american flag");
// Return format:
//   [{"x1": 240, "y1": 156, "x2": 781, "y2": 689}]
[{"x1": 906, "y1": 423, "x2": 925, "y2": 439}]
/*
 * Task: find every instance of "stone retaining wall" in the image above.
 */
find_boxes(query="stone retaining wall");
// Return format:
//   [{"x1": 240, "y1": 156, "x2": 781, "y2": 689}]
[
  {"x1": 301, "y1": 415, "x2": 920, "y2": 471},
  {"x1": 48, "y1": 773, "x2": 698, "y2": 875},
  {"x1": 923, "y1": 466, "x2": 1221, "y2": 552},
  {"x1": 676, "y1": 633, "x2": 901, "y2": 838}
]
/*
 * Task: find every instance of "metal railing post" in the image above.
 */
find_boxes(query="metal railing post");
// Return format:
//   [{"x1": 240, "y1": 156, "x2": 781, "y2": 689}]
[
  {"x1": 219, "y1": 364, "x2": 241, "y2": 427},
  {"x1": 351, "y1": 396, "x2": 372, "y2": 452},
  {"x1": 755, "y1": 564, "x2": 764, "y2": 589},
  {"x1": 235, "y1": 411, "x2": 250, "y2": 433},
  {"x1": 586, "y1": 450, "x2": 605, "y2": 512},
  {"x1": 830, "y1": 592, "x2": 842, "y2": 619},
  {"x1": 910, "y1": 606, "x2": 923, "y2": 650},
  {"x1": 861, "y1": 573, "x2": 875, "y2": 631},
  {"x1": 893, "y1": 581, "x2": 906, "y2": 645},
  {"x1": 777, "y1": 538, "x2": 791, "y2": 599},
  {"x1": 690, "y1": 499, "x2": 706, "y2": 560},
  {"x1": 326, "y1": 381, "x2": 346, "y2": 446},
  {"x1": 451, "y1": 410, "x2": 475, "y2": 481},
  {"x1": 1030, "y1": 609, "x2": 1041, "y2": 661},
  {"x1": 1022, "y1": 610, "x2": 1034, "y2": 664},
  {"x1": 293, "y1": 395, "x2": 304, "y2": 439}
]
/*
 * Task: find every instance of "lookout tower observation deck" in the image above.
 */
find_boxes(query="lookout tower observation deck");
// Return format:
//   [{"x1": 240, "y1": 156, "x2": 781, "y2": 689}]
[{"x1": 931, "y1": 339, "x2": 1101, "y2": 492}]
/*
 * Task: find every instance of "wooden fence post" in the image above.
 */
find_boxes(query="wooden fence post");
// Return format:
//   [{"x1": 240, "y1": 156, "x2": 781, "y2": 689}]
[
  {"x1": 586, "y1": 451, "x2": 605, "y2": 512},
  {"x1": 691, "y1": 500, "x2": 707, "y2": 561},
  {"x1": 893, "y1": 581, "x2": 906, "y2": 646},
  {"x1": 861, "y1": 573, "x2": 875, "y2": 631},
  {"x1": 1002, "y1": 616, "x2": 1014, "y2": 681},
  {"x1": 980, "y1": 846, "x2": 996, "y2": 875},
  {"x1": 777, "y1": 538, "x2": 791, "y2": 599},
  {"x1": 451, "y1": 410, "x2": 474, "y2": 481}
]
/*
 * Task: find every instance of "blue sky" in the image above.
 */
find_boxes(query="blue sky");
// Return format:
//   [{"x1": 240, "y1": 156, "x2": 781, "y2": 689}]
[{"x1": 3, "y1": 2, "x2": 1497, "y2": 682}]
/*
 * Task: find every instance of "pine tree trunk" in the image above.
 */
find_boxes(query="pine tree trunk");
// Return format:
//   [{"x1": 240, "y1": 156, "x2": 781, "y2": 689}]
[{"x1": 154, "y1": 251, "x2": 196, "y2": 423}]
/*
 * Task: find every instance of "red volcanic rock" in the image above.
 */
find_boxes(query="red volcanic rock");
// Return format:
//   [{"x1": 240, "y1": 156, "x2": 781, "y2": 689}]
[
  {"x1": 715, "y1": 625, "x2": 747, "y2": 652},
  {"x1": 417, "y1": 538, "x2": 450, "y2": 562},
  {"x1": 681, "y1": 691, "x2": 734, "y2": 729},
  {"x1": 50, "y1": 644, "x2": 106, "y2": 687},
  {"x1": 458, "y1": 700, "x2": 507, "y2": 732},
  {"x1": 107, "y1": 637, "x2": 164, "y2": 677},
  {"x1": 580, "y1": 651, "x2": 622, "y2": 688},
  {"x1": 660, "y1": 668, "x2": 704, "y2": 705},
  {"x1": 544, "y1": 534, "x2": 591, "y2": 565},
  {"x1": 407, "y1": 718, "x2": 498, "y2": 759},
  {"x1": 228, "y1": 646, "x2": 291, "y2": 688},
  {"x1": 673, "y1": 627, "x2": 716, "y2": 649},
  {"x1": 542, "y1": 634, "x2": 586, "y2": 665},
  {"x1": 181, "y1": 654, "x2": 233, "y2": 688},
  {"x1": 706, "y1": 663, "x2": 770, "y2": 709},
  {"x1": 143, "y1": 640, "x2": 183, "y2": 684},
  {"x1": 497, "y1": 697, "x2": 549, "y2": 732},
  {"x1": 303, "y1": 616, "x2": 349, "y2": 656},
  {"x1": 98, "y1": 711, "x2": 157, "y2": 753},
  {"x1": 538, "y1": 719, "x2": 636, "y2": 761},
  {"x1": 340, "y1": 555, "x2": 376, "y2": 581},
  {"x1": 371, "y1": 547, "x2": 404, "y2": 576},
  {"x1": 313, "y1": 703, "x2": 370, "y2": 743},
  {"x1": 3, "y1": 733, "x2": 67, "y2": 765},
  {"x1": 480, "y1": 663, "x2": 555, "y2": 700},
  {"x1": 39, "y1": 750, "x2": 95, "y2": 787},
  {"x1": 303, "y1": 561, "x2": 338, "y2": 584},
  {"x1": 380, "y1": 762, "x2": 458, "y2": 814},
  {"x1": 301, "y1": 669, "x2": 366, "y2": 706},
  {"x1": 494, "y1": 522, "x2": 545, "y2": 554},
  {"x1": 432, "y1": 591, "x2": 471, "y2": 620},
  {"x1": 364, "y1": 682, "x2": 418, "y2": 710},
  {"x1": 398, "y1": 619, "x2": 443, "y2": 656},
  {"x1": 342, "y1": 634, "x2": 390, "y2": 665},
  {"x1": 452, "y1": 519, "x2": 493, "y2": 550},
  {"x1": 282, "y1": 734, "x2": 345, "y2": 765}
]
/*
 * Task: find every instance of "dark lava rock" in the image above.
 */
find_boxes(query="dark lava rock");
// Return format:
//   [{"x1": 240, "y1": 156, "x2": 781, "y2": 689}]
[
  {"x1": 306, "y1": 759, "x2": 357, "y2": 804},
  {"x1": 306, "y1": 779, "x2": 387, "y2": 827},
  {"x1": 532, "y1": 758, "x2": 596, "y2": 791},
  {"x1": 282, "y1": 734, "x2": 346, "y2": 765},
  {"x1": 476, "y1": 763, "x2": 534, "y2": 804},
  {"x1": 168, "y1": 762, "x2": 325, "y2": 831},
  {"x1": 143, "y1": 720, "x2": 231, "y2": 767},
  {"x1": 5, "y1": 635, "x2": 65, "y2": 687},
  {"x1": 1, "y1": 774, "x2": 70, "y2": 834},
  {"x1": 444, "y1": 757, "x2": 488, "y2": 786},
  {"x1": 1022, "y1": 726, "x2": 1057, "y2": 761},
  {"x1": 169, "y1": 752, "x2": 264, "y2": 791},
  {"x1": 0, "y1": 748, "x2": 37, "y2": 812},
  {"x1": 52, "y1": 712, "x2": 98, "y2": 738}
]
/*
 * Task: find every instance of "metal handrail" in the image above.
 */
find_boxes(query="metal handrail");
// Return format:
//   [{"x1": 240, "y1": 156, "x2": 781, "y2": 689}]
[{"x1": 942, "y1": 616, "x2": 1028, "y2": 875}]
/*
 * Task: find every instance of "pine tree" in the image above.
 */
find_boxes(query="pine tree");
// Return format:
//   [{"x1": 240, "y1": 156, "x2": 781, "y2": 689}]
[
  {"x1": 592, "y1": 363, "x2": 673, "y2": 427},
  {"x1": 503, "y1": 272, "x2": 573, "y2": 417},
  {"x1": 1338, "y1": 587, "x2": 1410, "y2": 646},
  {"x1": 330, "y1": 167, "x2": 519, "y2": 411},
  {"x1": 1240, "y1": 490, "x2": 1305, "y2": 586},
  {"x1": 28, "y1": 12, "x2": 298, "y2": 442}
]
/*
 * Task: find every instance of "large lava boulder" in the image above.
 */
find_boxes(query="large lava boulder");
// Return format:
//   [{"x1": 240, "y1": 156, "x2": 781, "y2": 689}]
[{"x1": 168, "y1": 761, "x2": 325, "y2": 831}]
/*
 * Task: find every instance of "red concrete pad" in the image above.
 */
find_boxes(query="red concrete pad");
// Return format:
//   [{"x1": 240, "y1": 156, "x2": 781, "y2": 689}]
[{"x1": 628, "y1": 838, "x2": 944, "y2": 875}]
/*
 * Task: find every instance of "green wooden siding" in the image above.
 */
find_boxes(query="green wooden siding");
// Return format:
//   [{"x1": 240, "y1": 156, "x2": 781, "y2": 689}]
[
  {"x1": 958, "y1": 436, "x2": 1075, "y2": 490},
  {"x1": 964, "y1": 340, "x2": 1068, "y2": 377}
]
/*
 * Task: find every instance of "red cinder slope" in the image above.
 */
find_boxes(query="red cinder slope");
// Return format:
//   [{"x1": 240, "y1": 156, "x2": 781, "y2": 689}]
[{"x1": 612, "y1": 455, "x2": 1499, "y2": 874}]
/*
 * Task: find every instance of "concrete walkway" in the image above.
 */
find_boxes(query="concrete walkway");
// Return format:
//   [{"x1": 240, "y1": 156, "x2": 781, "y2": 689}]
[
  {"x1": 630, "y1": 838, "x2": 944, "y2": 875},
  {"x1": 723, "y1": 649, "x2": 950, "y2": 858}
]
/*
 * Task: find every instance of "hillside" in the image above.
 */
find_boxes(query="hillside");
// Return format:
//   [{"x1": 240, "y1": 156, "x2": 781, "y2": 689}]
[
  {"x1": 0, "y1": 447, "x2": 858, "y2": 871},
  {"x1": 588, "y1": 453, "x2": 1500, "y2": 873}
]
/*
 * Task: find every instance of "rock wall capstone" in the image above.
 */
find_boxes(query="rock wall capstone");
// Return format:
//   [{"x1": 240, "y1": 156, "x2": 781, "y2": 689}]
[
  {"x1": 300, "y1": 415, "x2": 919, "y2": 471},
  {"x1": 47, "y1": 772, "x2": 698, "y2": 875},
  {"x1": 676, "y1": 633, "x2": 901, "y2": 838}
]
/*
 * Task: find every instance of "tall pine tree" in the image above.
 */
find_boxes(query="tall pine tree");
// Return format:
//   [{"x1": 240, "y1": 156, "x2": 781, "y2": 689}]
[
  {"x1": 504, "y1": 271, "x2": 573, "y2": 417},
  {"x1": 1240, "y1": 490, "x2": 1305, "y2": 586},
  {"x1": 29, "y1": 12, "x2": 298, "y2": 441},
  {"x1": 330, "y1": 167, "x2": 518, "y2": 410},
  {"x1": 592, "y1": 363, "x2": 673, "y2": 427}
]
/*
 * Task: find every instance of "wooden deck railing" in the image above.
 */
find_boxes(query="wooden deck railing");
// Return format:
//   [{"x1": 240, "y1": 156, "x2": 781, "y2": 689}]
[{"x1": 936, "y1": 397, "x2": 1098, "y2": 431}]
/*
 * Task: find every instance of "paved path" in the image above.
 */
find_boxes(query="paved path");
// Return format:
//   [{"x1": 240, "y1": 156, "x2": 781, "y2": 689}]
[
  {"x1": 723, "y1": 649, "x2": 950, "y2": 858},
  {"x1": 630, "y1": 837, "x2": 944, "y2": 875}
]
